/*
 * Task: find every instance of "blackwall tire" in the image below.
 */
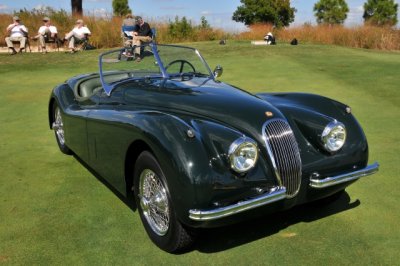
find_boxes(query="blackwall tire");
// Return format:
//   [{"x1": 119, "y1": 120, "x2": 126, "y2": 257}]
[{"x1": 134, "y1": 151, "x2": 195, "y2": 253}]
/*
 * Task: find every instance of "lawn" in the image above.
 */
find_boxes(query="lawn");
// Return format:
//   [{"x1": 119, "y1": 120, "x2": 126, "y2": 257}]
[{"x1": 0, "y1": 42, "x2": 399, "y2": 265}]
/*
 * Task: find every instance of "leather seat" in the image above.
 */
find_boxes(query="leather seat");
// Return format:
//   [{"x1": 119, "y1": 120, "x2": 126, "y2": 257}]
[{"x1": 77, "y1": 73, "x2": 130, "y2": 99}]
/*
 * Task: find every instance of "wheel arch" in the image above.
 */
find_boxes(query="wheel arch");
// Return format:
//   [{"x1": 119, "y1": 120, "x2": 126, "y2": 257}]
[
  {"x1": 124, "y1": 139, "x2": 154, "y2": 197},
  {"x1": 48, "y1": 97, "x2": 56, "y2": 129}
]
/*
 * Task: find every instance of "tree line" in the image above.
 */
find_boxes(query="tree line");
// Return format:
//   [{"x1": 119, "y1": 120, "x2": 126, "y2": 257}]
[
  {"x1": 234, "y1": 0, "x2": 398, "y2": 27},
  {"x1": 70, "y1": 0, "x2": 398, "y2": 27}
]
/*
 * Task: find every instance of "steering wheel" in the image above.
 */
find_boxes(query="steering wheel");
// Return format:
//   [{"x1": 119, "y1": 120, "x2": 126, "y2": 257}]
[{"x1": 165, "y1": 60, "x2": 196, "y2": 74}]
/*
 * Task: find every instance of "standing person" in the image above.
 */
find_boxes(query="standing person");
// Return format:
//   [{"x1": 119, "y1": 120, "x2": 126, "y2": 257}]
[
  {"x1": 5, "y1": 16, "x2": 29, "y2": 55},
  {"x1": 33, "y1": 17, "x2": 58, "y2": 54},
  {"x1": 64, "y1": 19, "x2": 91, "y2": 53},
  {"x1": 131, "y1": 16, "x2": 153, "y2": 62}
]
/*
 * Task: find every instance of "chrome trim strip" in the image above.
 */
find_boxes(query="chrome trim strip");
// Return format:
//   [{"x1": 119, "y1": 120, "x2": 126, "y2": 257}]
[
  {"x1": 262, "y1": 120, "x2": 283, "y2": 186},
  {"x1": 188, "y1": 187, "x2": 286, "y2": 221},
  {"x1": 262, "y1": 119, "x2": 302, "y2": 198},
  {"x1": 309, "y1": 162, "x2": 379, "y2": 189}
]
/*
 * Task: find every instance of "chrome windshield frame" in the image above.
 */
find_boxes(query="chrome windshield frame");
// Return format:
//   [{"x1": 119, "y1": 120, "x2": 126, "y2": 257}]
[{"x1": 99, "y1": 43, "x2": 214, "y2": 96}]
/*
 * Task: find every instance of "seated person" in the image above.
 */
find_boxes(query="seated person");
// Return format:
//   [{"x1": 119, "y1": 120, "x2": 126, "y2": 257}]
[
  {"x1": 122, "y1": 14, "x2": 138, "y2": 44},
  {"x1": 130, "y1": 16, "x2": 153, "y2": 62},
  {"x1": 264, "y1": 32, "x2": 276, "y2": 45},
  {"x1": 32, "y1": 17, "x2": 58, "y2": 54},
  {"x1": 5, "y1": 16, "x2": 29, "y2": 55},
  {"x1": 64, "y1": 19, "x2": 91, "y2": 53}
]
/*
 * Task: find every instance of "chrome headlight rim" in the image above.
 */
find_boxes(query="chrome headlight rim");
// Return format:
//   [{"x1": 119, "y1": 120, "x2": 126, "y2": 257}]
[
  {"x1": 228, "y1": 137, "x2": 259, "y2": 174},
  {"x1": 321, "y1": 120, "x2": 347, "y2": 152}
]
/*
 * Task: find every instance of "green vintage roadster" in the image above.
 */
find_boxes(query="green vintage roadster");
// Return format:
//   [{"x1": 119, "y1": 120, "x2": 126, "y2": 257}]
[{"x1": 49, "y1": 44, "x2": 379, "y2": 252}]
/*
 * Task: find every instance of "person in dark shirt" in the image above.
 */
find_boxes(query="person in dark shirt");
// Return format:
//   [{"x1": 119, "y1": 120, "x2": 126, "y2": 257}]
[{"x1": 131, "y1": 16, "x2": 153, "y2": 61}]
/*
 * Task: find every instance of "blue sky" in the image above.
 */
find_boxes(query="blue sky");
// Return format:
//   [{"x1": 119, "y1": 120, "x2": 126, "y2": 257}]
[{"x1": 0, "y1": 0, "x2": 398, "y2": 31}]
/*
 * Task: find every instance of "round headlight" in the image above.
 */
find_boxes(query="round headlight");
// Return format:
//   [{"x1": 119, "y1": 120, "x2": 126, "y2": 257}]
[
  {"x1": 228, "y1": 137, "x2": 259, "y2": 173},
  {"x1": 321, "y1": 121, "x2": 347, "y2": 152}
]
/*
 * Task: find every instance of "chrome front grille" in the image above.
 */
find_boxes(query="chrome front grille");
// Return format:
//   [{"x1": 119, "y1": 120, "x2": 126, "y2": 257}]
[{"x1": 263, "y1": 119, "x2": 302, "y2": 198}]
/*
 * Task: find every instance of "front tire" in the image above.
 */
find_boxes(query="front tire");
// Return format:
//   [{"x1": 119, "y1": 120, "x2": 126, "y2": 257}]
[
  {"x1": 52, "y1": 103, "x2": 72, "y2": 155},
  {"x1": 134, "y1": 151, "x2": 195, "y2": 253}
]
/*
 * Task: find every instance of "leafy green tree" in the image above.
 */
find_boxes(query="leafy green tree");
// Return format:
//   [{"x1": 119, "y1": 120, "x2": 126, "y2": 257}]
[
  {"x1": 112, "y1": 0, "x2": 132, "y2": 17},
  {"x1": 363, "y1": 0, "x2": 398, "y2": 26},
  {"x1": 314, "y1": 0, "x2": 349, "y2": 25},
  {"x1": 200, "y1": 16, "x2": 211, "y2": 29},
  {"x1": 71, "y1": 0, "x2": 82, "y2": 16},
  {"x1": 232, "y1": 0, "x2": 296, "y2": 27},
  {"x1": 168, "y1": 16, "x2": 194, "y2": 40}
]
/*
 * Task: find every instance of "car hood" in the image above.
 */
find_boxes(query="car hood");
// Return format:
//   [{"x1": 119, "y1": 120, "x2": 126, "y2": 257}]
[{"x1": 121, "y1": 77, "x2": 284, "y2": 138}]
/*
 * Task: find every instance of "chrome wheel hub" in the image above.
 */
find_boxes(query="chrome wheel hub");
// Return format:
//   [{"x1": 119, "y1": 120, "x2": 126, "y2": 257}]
[
  {"x1": 53, "y1": 107, "x2": 65, "y2": 146},
  {"x1": 139, "y1": 169, "x2": 170, "y2": 236}
]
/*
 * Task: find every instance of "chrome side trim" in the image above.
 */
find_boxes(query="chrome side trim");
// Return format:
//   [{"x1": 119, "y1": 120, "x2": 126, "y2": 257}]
[
  {"x1": 188, "y1": 187, "x2": 286, "y2": 221},
  {"x1": 309, "y1": 162, "x2": 379, "y2": 189}
]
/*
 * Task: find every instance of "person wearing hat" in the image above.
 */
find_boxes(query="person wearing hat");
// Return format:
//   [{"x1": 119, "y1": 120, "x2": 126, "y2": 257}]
[
  {"x1": 5, "y1": 16, "x2": 29, "y2": 55},
  {"x1": 130, "y1": 16, "x2": 153, "y2": 61},
  {"x1": 33, "y1": 17, "x2": 58, "y2": 54},
  {"x1": 64, "y1": 19, "x2": 91, "y2": 53}
]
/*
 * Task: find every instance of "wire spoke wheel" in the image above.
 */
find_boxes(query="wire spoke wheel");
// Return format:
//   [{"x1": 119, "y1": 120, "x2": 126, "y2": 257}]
[
  {"x1": 139, "y1": 169, "x2": 170, "y2": 236},
  {"x1": 134, "y1": 151, "x2": 195, "y2": 252},
  {"x1": 52, "y1": 104, "x2": 72, "y2": 155},
  {"x1": 53, "y1": 107, "x2": 65, "y2": 146}
]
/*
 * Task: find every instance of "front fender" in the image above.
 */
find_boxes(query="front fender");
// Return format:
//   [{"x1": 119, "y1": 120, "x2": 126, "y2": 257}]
[
  {"x1": 256, "y1": 92, "x2": 369, "y2": 177},
  {"x1": 48, "y1": 83, "x2": 75, "y2": 129},
  {"x1": 118, "y1": 111, "x2": 277, "y2": 226}
]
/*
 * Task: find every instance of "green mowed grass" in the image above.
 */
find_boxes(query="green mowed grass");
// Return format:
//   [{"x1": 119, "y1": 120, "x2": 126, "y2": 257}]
[{"x1": 0, "y1": 42, "x2": 399, "y2": 264}]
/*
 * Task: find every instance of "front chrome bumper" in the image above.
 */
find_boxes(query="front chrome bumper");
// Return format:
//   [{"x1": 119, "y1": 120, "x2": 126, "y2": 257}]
[
  {"x1": 309, "y1": 162, "x2": 379, "y2": 189},
  {"x1": 188, "y1": 187, "x2": 287, "y2": 221},
  {"x1": 188, "y1": 162, "x2": 379, "y2": 221}
]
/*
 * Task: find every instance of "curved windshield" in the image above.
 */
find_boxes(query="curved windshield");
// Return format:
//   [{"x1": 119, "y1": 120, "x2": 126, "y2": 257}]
[
  {"x1": 157, "y1": 45, "x2": 212, "y2": 78},
  {"x1": 99, "y1": 44, "x2": 213, "y2": 95}
]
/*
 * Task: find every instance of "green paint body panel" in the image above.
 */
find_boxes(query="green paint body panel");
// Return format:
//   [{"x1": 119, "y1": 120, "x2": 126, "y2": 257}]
[{"x1": 49, "y1": 72, "x2": 369, "y2": 228}]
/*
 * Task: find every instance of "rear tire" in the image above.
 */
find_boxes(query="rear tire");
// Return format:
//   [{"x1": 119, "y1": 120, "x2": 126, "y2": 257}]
[
  {"x1": 52, "y1": 103, "x2": 73, "y2": 155},
  {"x1": 133, "y1": 151, "x2": 195, "y2": 253}
]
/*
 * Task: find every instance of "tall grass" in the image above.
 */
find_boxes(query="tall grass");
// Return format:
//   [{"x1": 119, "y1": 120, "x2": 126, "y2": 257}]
[
  {"x1": 0, "y1": 12, "x2": 226, "y2": 49},
  {"x1": 1, "y1": 11, "x2": 399, "y2": 50},
  {"x1": 237, "y1": 23, "x2": 400, "y2": 50}
]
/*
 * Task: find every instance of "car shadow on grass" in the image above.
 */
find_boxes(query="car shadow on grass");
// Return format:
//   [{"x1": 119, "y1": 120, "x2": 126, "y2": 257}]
[
  {"x1": 193, "y1": 192, "x2": 360, "y2": 253},
  {"x1": 74, "y1": 155, "x2": 137, "y2": 212},
  {"x1": 74, "y1": 155, "x2": 360, "y2": 254}
]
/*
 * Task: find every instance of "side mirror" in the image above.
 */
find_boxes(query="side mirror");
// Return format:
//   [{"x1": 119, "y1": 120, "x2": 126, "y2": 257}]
[{"x1": 213, "y1": 65, "x2": 223, "y2": 78}]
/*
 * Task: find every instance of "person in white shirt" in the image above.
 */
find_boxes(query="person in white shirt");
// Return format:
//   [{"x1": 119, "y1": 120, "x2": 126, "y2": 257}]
[
  {"x1": 64, "y1": 19, "x2": 91, "y2": 53},
  {"x1": 33, "y1": 17, "x2": 58, "y2": 54},
  {"x1": 5, "y1": 16, "x2": 29, "y2": 55}
]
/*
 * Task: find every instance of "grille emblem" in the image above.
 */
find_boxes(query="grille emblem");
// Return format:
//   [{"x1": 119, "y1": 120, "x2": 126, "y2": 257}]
[{"x1": 265, "y1": 111, "x2": 273, "y2": 117}]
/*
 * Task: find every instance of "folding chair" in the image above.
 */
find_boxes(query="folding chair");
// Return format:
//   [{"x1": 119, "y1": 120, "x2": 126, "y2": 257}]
[
  {"x1": 9, "y1": 36, "x2": 31, "y2": 53},
  {"x1": 75, "y1": 34, "x2": 91, "y2": 51},
  {"x1": 139, "y1": 28, "x2": 157, "y2": 55},
  {"x1": 37, "y1": 33, "x2": 61, "y2": 52},
  {"x1": 151, "y1": 28, "x2": 157, "y2": 43},
  {"x1": 35, "y1": 34, "x2": 60, "y2": 52}
]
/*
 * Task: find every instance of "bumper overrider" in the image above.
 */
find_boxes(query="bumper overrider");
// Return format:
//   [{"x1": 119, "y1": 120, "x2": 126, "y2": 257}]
[{"x1": 188, "y1": 162, "x2": 379, "y2": 221}]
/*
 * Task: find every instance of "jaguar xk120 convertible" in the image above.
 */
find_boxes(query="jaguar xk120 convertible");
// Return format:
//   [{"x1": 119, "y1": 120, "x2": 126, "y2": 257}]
[{"x1": 49, "y1": 43, "x2": 379, "y2": 252}]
